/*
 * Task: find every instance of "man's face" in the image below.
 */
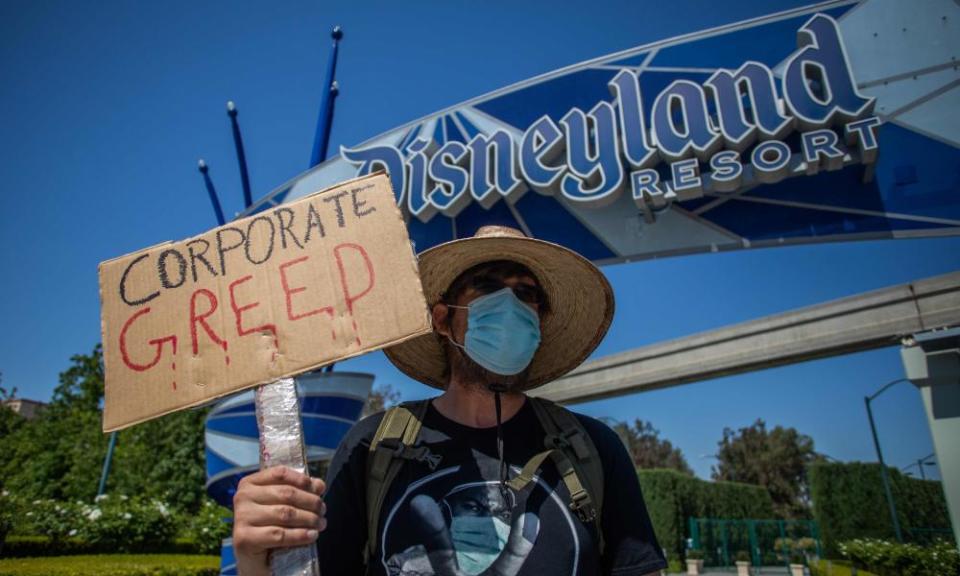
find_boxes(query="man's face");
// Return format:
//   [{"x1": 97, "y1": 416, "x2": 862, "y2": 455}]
[
  {"x1": 433, "y1": 266, "x2": 545, "y2": 390},
  {"x1": 445, "y1": 484, "x2": 512, "y2": 521}
]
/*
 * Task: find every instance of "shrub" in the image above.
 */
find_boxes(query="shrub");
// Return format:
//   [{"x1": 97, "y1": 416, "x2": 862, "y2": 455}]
[
  {"x1": 637, "y1": 468, "x2": 775, "y2": 561},
  {"x1": 1, "y1": 536, "x2": 91, "y2": 558},
  {"x1": 0, "y1": 554, "x2": 219, "y2": 576},
  {"x1": 0, "y1": 535, "x2": 209, "y2": 558},
  {"x1": 175, "y1": 499, "x2": 231, "y2": 554},
  {"x1": 18, "y1": 500, "x2": 83, "y2": 542},
  {"x1": 774, "y1": 537, "x2": 818, "y2": 563},
  {"x1": 839, "y1": 538, "x2": 959, "y2": 576},
  {"x1": 0, "y1": 494, "x2": 231, "y2": 558},
  {"x1": 9, "y1": 495, "x2": 177, "y2": 554},
  {"x1": 809, "y1": 462, "x2": 950, "y2": 555},
  {"x1": 0, "y1": 492, "x2": 13, "y2": 553},
  {"x1": 76, "y1": 495, "x2": 177, "y2": 552}
]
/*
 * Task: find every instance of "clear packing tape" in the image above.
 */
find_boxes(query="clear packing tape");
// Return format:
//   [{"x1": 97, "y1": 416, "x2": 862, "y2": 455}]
[{"x1": 255, "y1": 378, "x2": 322, "y2": 576}]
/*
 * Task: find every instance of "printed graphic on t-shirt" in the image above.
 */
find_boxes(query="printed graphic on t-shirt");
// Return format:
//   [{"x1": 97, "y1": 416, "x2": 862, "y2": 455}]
[{"x1": 379, "y1": 456, "x2": 582, "y2": 576}]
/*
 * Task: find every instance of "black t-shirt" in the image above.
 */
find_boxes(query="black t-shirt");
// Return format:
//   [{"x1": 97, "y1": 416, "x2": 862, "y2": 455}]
[{"x1": 317, "y1": 397, "x2": 667, "y2": 576}]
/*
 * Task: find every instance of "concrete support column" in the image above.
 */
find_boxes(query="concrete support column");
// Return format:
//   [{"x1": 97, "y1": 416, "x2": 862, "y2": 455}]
[{"x1": 901, "y1": 327, "x2": 960, "y2": 549}]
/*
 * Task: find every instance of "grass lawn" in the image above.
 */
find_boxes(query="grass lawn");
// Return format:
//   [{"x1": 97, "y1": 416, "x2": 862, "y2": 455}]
[
  {"x1": 0, "y1": 554, "x2": 220, "y2": 576},
  {"x1": 810, "y1": 558, "x2": 879, "y2": 576}
]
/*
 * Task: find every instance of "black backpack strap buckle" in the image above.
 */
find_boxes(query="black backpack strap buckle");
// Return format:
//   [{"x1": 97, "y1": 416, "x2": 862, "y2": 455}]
[
  {"x1": 378, "y1": 438, "x2": 442, "y2": 471},
  {"x1": 545, "y1": 428, "x2": 591, "y2": 460},
  {"x1": 569, "y1": 488, "x2": 597, "y2": 523}
]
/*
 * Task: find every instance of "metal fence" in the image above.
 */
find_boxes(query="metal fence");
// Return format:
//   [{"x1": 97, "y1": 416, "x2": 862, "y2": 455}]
[{"x1": 688, "y1": 518, "x2": 821, "y2": 568}]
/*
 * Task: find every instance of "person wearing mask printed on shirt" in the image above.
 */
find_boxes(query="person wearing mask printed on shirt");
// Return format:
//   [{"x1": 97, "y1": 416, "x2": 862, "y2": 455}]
[{"x1": 232, "y1": 226, "x2": 668, "y2": 576}]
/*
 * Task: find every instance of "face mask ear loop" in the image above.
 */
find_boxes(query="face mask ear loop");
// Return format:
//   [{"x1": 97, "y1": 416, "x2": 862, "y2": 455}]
[{"x1": 444, "y1": 302, "x2": 466, "y2": 348}]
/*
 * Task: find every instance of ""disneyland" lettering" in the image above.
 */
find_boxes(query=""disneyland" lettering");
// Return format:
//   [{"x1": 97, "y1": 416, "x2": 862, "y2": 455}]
[{"x1": 341, "y1": 14, "x2": 880, "y2": 224}]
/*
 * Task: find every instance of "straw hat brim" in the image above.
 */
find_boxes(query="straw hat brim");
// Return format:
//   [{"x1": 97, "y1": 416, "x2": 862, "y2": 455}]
[{"x1": 383, "y1": 233, "x2": 614, "y2": 391}]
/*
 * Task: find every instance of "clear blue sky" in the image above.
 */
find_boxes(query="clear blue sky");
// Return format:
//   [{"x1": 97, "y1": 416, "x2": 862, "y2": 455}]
[{"x1": 1, "y1": 0, "x2": 957, "y2": 480}]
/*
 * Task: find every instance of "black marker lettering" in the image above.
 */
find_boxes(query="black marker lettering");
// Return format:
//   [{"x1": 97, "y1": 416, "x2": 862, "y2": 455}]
[
  {"x1": 351, "y1": 186, "x2": 376, "y2": 218},
  {"x1": 119, "y1": 253, "x2": 160, "y2": 306},
  {"x1": 273, "y1": 207, "x2": 303, "y2": 250},
  {"x1": 303, "y1": 203, "x2": 326, "y2": 245},
  {"x1": 216, "y1": 227, "x2": 246, "y2": 276},
  {"x1": 244, "y1": 216, "x2": 276, "y2": 265},
  {"x1": 186, "y1": 238, "x2": 218, "y2": 282},
  {"x1": 158, "y1": 249, "x2": 188, "y2": 289},
  {"x1": 322, "y1": 190, "x2": 349, "y2": 228}
]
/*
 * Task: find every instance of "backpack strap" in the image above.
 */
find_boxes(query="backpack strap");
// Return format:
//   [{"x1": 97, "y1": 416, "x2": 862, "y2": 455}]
[
  {"x1": 507, "y1": 397, "x2": 606, "y2": 554},
  {"x1": 364, "y1": 399, "x2": 437, "y2": 563}
]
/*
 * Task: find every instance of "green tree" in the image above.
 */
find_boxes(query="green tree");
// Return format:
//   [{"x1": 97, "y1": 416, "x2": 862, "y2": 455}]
[
  {"x1": 607, "y1": 418, "x2": 693, "y2": 474},
  {"x1": 0, "y1": 347, "x2": 111, "y2": 500},
  {"x1": 0, "y1": 371, "x2": 25, "y2": 438},
  {"x1": 111, "y1": 408, "x2": 208, "y2": 512},
  {"x1": 50, "y1": 344, "x2": 105, "y2": 412},
  {"x1": 0, "y1": 370, "x2": 13, "y2": 400},
  {"x1": 712, "y1": 419, "x2": 821, "y2": 518},
  {"x1": 0, "y1": 345, "x2": 207, "y2": 511},
  {"x1": 362, "y1": 382, "x2": 401, "y2": 417}
]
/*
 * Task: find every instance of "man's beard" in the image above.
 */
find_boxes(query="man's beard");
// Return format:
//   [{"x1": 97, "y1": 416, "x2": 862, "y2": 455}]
[{"x1": 443, "y1": 339, "x2": 531, "y2": 392}]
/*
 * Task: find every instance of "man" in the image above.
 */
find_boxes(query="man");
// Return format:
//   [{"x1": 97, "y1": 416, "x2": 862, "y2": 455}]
[{"x1": 233, "y1": 226, "x2": 666, "y2": 575}]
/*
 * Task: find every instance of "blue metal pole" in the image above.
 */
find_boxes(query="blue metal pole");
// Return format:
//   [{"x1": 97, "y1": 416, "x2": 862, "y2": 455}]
[
  {"x1": 227, "y1": 101, "x2": 253, "y2": 209},
  {"x1": 310, "y1": 26, "x2": 343, "y2": 168},
  {"x1": 198, "y1": 159, "x2": 226, "y2": 226},
  {"x1": 864, "y1": 377, "x2": 909, "y2": 543},
  {"x1": 866, "y1": 393, "x2": 904, "y2": 542},
  {"x1": 97, "y1": 431, "x2": 118, "y2": 498}
]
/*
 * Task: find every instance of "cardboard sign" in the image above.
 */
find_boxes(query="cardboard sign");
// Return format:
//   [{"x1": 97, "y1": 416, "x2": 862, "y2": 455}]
[{"x1": 99, "y1": 172, "x2": 431, "y2": 432}]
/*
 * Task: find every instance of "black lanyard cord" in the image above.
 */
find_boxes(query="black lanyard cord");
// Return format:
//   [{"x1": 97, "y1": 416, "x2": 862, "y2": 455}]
[{"x1": 491, "y1": 387, "x2": 514, "y2": 514}]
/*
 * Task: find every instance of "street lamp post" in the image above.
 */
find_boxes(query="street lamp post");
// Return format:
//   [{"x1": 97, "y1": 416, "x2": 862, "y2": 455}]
[
  {"x1": 864, "y1": 378, "x2": 909, "y2": 543},
  {"x1": 917, "y1": 454, "x2": 936, "y2": 481},
  {"x1": 903, "y1": 453, "x2": 937, "y2": 481}
]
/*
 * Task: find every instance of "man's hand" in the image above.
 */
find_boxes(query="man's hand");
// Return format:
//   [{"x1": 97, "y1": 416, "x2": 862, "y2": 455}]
[
  {"x1": 406, "y1": 494, "x2": 539, "y2": 576},
  {"x1": 233, "y1": 466, "x2": 327, "y2": 576}
]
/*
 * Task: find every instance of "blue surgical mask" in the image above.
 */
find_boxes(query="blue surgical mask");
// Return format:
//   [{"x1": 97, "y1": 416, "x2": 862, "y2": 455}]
[
  {"x1": 448, "y1": 287, "x2": 541, "y2": 375},
  {"x1": 449, "y1": 515, "x2": 510, "y2": 575}
]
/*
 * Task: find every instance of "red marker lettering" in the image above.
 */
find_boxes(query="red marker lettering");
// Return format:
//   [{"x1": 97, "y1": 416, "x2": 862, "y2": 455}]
[
  {"x1": 119, "y1": 307, "x2": 177, "y2": 388},
  {"x1": 190, "y1": 288, "x2": 229, "y2": 364},
  {"x1": 279, "y1": 256, "x2": 334, "y2": 322},
  {"x1": 334, "y1": 243, "x2": 375, "y2": 346},
  {"x1": 229, "y1": 275, "x2": 278, "y2": 357}
]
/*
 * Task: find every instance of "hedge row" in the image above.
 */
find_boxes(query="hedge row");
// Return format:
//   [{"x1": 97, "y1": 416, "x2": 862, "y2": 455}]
[
  {"x1": 0, "y1": 536, "x2": 203, "y2": 559},
  {"x1": 0, "y1": 493, "x2": 230, "y2": 557},
  {"x1": 637, "y1": 468, "x2": 775, "y2": 561},
  {"x1": 0, "y1": 554, "x2": 220, "y2": 576},
  {"x1": 808, "y1": 462, "x2": 950, "y2": 555}
]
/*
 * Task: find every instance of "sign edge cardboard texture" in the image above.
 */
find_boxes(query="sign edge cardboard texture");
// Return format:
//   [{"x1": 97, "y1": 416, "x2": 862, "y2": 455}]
[
  {"x1": 99, "y1": 172, "x2": 431, "y2": 432},
  {"x1": 100, "y1": 172, "x2": 430, "y2": 432}
]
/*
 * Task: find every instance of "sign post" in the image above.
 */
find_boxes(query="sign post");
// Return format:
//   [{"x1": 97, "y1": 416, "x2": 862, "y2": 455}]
[{"x1": 256, "y1": 378, "x2": 320, "y2": 575}]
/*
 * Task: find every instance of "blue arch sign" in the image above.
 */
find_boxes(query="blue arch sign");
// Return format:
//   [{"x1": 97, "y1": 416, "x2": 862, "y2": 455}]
[{"x1": 249, "y1": 0, "x2": 960, "y2": 263}]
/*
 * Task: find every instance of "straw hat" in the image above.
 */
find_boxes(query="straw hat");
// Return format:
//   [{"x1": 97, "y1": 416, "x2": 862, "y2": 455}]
[{"x1": 384, "y1": 226, "x2": 614, "y2": 391}]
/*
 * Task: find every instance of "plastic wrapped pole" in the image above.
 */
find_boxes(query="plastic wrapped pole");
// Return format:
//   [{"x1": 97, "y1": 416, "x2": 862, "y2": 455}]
[{"x1": 255, "y1": 378, "x2": 321, "y2": 576}]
